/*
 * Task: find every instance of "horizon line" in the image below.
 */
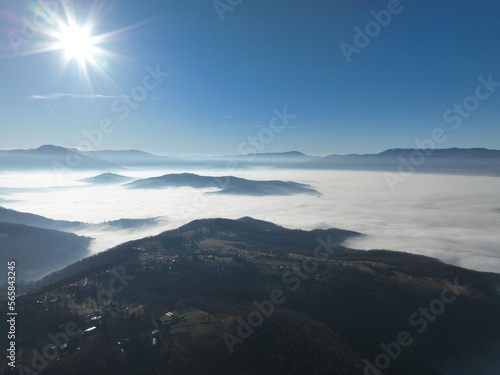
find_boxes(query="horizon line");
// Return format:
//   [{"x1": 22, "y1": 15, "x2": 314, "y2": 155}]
[{"x1": 1, "y1": 144, "x2": 500, "y2": 159}]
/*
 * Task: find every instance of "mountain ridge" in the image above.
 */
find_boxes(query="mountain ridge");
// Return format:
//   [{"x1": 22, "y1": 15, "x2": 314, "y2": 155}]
[
  {"x1": 126, "y1": 172, "x2": 321, "y2": 196},
  {"x1": 0, "y1": 222, "x2": 92, "y2": 281},
  {"x1": 2, "y1": 145, "x2": 500, "y2": 177},
  {"x1": 2, "y1": 217, "x2": 500, "y2": 375},
  {"x1": 0, "y1": 205, "x2": 164, "y2": 232}
]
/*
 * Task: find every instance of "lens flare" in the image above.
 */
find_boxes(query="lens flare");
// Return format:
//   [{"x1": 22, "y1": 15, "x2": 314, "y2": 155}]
[{"x1": 57, "y1": 25, "x2": 96, "y2": 62}]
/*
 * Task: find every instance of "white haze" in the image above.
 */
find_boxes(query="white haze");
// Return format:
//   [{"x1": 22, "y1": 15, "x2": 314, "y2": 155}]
[{"x1": 0, "y1": 169, "x2": 499, "y2": 274}]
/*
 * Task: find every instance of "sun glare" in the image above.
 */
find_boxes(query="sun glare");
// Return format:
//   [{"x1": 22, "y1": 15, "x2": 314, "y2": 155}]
[
  {"x1": 58, "y1": 26, "x2": 96, "y2": 62},
  {"x1": 4, "y1": 2, "x2": 150, "y2": 94}
]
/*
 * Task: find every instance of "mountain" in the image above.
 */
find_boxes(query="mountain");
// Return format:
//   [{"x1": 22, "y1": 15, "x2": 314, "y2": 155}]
[
  {"x1": 81, "y1": 149, "x2": 318, "y2": 168},
  {"x1": 0, "y1": 145, "x2": 120, "y2": 171},
  {"x1": 3, "y1": 217, "x2": 499, "y2": 375},
  {"x1": 295, "y1": 148, "x2": 500, "y2": 176},
  {"x1": 79, "y1": 149, "x2": 182, "y2": 168},
  {"x1": 31, "y1": 216, "x2": 361, "y2": 289},
  {"x1": 218, "y1": 150, "x2": 318, "y2": 164},
  {"x1": 0, "y1": 206, "x2": 164, "y2": 232},
  {"x1": 102, "y1": 217, "x2": 164, "y2": 229},
  {"x1": 224, "y1": 151, "x2": 311, "y2": 158},
  {"x1": 0, "y1": 222, "x2": 92, "y2": 281},
  {"x1": 3, "y1": 146, "x2": 500, "y2": 174},
  {"x1": 0, "y1": 206, "x2": 165, "y2": 281},
  {"x1": 0, "y1": 146, "x2": 319, "y2": 170},
  {"x1": 168, "y1": 216, "x2": 361, "y2": 249},
  {"x1": 80, "y1": 172, "x2": 133, "y2": 184},
  {"x1": 126, "y1": 173, "x2": 320, "y2": 196},
  {"x1": 81, "y1": 149, "x2": 158, "y2": 160},
  {"x1": 377, "y1": 147, "x2": 500, "y2": 158},
  {"x1": 0, "y1": 206, "x2": 82, "y2": 231}
]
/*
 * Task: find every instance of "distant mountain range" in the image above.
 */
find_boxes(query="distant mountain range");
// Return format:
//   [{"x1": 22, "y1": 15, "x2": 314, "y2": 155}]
[
  {"x1": 126, "y1": 173, "x2": 320, "y2": 196},
  {"x1": 293, "y1": 147, "x2": 500, "y2": 176},
  {"x1": 1, "y1": 145, "x2": 500, "y2": 176},
  {"x1": 212, "y1": 150, "x2": 317, "y2": 165},
  {"x1": 3, "y1": 217, "x2": 499, "y2": 375},
  {"x1": 80, "y1": 149, "x2": 185, "y2": 167},
  {"x1": 0, "y1": 145, "x2": 120, "y2": 170}
]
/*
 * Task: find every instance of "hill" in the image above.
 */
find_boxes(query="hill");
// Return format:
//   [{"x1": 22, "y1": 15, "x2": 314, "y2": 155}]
[
  {"x1": 1, "y1": 217, "x2": 499, "y2": 374},
  {"x1": 80, "y1": 172, "x2": 133, "y2": 184},
  {"x1": 126, "y1": 173, "x2": 320, "y2": 196},
  {"x1": 0, "y1": 222, "x2": 92, "y2": 281},
  {"x1": 0, "y1": 206, "x2": 82, "y2": 231},
  {"x1": 0, "y1": 206, "x2": 164, "y2": 232}
]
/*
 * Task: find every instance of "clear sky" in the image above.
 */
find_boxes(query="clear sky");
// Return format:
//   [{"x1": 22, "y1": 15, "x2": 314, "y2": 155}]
[{"x1": 0, "y1": 0, "x2": 499, "y2": 156}]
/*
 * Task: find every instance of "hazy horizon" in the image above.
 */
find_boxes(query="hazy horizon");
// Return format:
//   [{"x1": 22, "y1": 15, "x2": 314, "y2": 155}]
[{"x1": 3, "y1": 143, "x2": 500, "y2": 158}]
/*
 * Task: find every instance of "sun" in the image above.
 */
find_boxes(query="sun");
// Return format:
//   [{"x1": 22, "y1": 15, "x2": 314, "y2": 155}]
[
  {"x1": 57, "y1": 25, "x2": 96, "y2": 62},
  {"x1": 4, "y1": 2, "x2": 149, "y2": 92}
]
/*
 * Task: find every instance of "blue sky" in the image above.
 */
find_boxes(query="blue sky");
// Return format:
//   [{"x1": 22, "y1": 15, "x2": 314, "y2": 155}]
[{"x1": 0, "y1": 0, "x2": 499, "y2": 156}]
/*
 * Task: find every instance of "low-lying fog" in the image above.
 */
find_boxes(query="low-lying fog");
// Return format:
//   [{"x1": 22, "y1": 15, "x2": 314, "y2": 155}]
[{"x1": 1, "y1": 169, "x2": 499, "y2": 274}]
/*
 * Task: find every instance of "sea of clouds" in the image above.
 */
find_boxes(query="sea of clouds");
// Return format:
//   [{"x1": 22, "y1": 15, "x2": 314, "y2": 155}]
[{"x1": 0, "y1": 169, "x2": 499, "y2": 274}]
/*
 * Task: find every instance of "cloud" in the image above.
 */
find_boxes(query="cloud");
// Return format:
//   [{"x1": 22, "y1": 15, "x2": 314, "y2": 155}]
[
  {"x1": 29, "y1": 93, "x2": 128, "y2": 100},
  {"x1": 220, "y1": 114, "x2": 239, "y2": 120},
  {"x1": 1, "y1": 169, "x2": 500, "y2": 274},
  {"x1": 219, "y1": 124, "x2": 303, "y2": 129}
]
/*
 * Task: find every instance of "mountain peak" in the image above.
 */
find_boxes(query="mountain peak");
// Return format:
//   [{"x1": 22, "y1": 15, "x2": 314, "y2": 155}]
[{"x1": 34, "y1": 145, "x2": 71, "y2": 154}]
